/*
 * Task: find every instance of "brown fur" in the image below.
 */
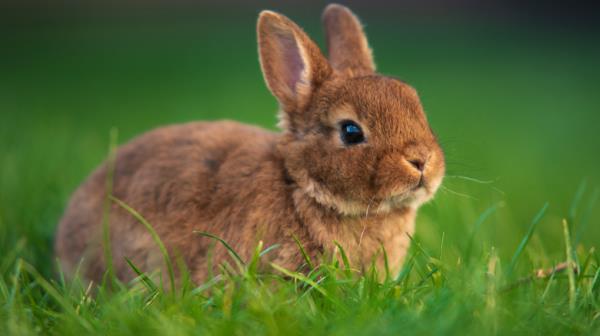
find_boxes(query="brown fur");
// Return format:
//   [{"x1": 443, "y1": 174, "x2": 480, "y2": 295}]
[{"x1": 55, "y1": 4, "x2": 445, "y2": 284}]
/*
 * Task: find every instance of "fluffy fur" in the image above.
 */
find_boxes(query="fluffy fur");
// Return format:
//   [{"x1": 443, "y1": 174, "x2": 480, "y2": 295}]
[{"x1": 55, "y1": 4, "x2": 445, "y2": 283}]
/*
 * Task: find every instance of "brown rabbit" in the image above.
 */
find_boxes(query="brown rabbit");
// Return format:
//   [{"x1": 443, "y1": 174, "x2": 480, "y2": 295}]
[{"x1": 55, "y1": 4, "x2": 445, "y2": 284}]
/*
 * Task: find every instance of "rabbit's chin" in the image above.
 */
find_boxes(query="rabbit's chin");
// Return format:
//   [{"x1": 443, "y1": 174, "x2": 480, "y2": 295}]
[{"x1": 302, "y1": 177, "x2": 440, "y2": 217}]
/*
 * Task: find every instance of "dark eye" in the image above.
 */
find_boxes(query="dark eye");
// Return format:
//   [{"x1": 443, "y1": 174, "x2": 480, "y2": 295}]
[{"x1": 339, "y1": 120, "x2": 365, "y2": 145}]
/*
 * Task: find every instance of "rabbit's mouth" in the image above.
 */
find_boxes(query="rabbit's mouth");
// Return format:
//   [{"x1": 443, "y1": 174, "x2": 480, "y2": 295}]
[
  {"x1": 300, "y1": 171, "x2": 443, "y2": 217},
  {"x1": 380, "y1": 186, "x2": 428, "y2": 211},
  {"x1": 382, "y1": 175, "x2": 443, "y2": 210}
]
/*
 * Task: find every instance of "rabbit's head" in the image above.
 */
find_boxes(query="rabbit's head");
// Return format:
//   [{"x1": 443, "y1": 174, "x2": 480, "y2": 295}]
[{"x1": 259, "y1": 4, "x2": 445, "y2": 216}]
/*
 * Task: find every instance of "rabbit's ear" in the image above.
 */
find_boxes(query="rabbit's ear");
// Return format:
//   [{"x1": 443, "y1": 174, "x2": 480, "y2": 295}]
[
  {"x1": 322, "y1": 4, "x2": 375, "y2": 75},
  {"x1": 258, "y1": 11, "x2": 332, "y2": 116}
]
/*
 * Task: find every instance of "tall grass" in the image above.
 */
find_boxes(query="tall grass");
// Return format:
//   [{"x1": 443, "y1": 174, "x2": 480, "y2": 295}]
[{"x1": 1, "y1": 192, "x2": 598, "y2": 335}]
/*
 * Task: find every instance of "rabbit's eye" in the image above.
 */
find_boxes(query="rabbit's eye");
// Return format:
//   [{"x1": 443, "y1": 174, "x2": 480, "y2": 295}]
[{"x1": 339, "y1": 120, "x2": 365, "y2": 145}]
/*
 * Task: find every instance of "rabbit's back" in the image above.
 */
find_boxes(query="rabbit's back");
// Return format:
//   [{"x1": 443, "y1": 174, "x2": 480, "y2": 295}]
[{"x1": 55, "y1": 121, "x2": 296, "y2": 282}]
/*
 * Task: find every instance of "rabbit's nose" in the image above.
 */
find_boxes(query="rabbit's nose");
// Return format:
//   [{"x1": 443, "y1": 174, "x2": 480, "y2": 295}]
[
  {"x1": 403, "y1": 145, "x2": 430, "y2": 173},
  {"x1": 407, "y1": 158, "x2": 426, "y2": 172}
]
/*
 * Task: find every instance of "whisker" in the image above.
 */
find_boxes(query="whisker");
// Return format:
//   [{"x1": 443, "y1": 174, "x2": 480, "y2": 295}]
[
  {"x1": 444, "y1": 175, "x2": 505, "y2": 195},
  {"x1": 365, "y1": 197, "x2": 374, "y2": 219},
  {"x1": 376, "y1": 202, "x2": 383, "y2": 215},
  {"x1": 358, "y1": 223, "x2": 367, "y2": 248},
  {"x1": 359, "y1": 197, "x2": 375, "y2": 248},
  {"x1": 445, "y1": 175, "x2": 497, "y2": 184},
  {"x1": 441, "y1": 185, "x2": 479, "y2": 200}
]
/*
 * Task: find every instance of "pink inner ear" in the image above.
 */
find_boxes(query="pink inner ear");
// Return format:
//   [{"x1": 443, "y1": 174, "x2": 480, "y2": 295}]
[{"x1": 277, "y1": 32, "x2": 305, "y2": 94}]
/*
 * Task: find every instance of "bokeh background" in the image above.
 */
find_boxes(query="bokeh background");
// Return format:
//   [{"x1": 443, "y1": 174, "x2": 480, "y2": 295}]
[{"x1": 1, "y1": 1, "x2": 599, "y2": 277}]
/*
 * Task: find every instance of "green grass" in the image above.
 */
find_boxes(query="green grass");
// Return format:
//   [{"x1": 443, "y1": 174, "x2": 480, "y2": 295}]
[{"x1": 1, "y1": 9, "x2": 599, "y2": 335}]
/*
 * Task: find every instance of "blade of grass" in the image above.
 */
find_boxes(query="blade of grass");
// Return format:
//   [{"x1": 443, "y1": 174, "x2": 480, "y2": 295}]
[
  {"x1": 567, "y1": 180, "x2": 587, "y2": 268},
  {"x1": 416, "y1": 266, "x2": 439, "y2": 288},
  {"x1": 206, "y1": 239, "x2": 216, "y2": 280},
  {"x1": 143, "y1": 290, "x2": 161, "y2": 309},
  {"x1": 218, "y1": 259, "x2": 238, "y2": 277},
  {"x1": 568, "y1": 179, "x2": 587, "y2": 223},
  {"x1": 292, "y1": 234, "x2": 314, "y2": 270},
  {"x1": 540, "y1": 266, "x2": 557, "y2": 302},
  {"x1": 0, "y1": 281, "x2": 8, "y2": 306},
  {"x1": 333, "y1": 241, "x2": 352, "y2": 278},
  {"x1": 486, "y1": 248, "x2": 498, "y2": 310},
  {"x1": 439, "y1": 231, "x2": 445, "y2": 261},
  {"x1": 406, "y1": 233, "x2": 432, "y2": 259},
  {"x1": 247, "y1": 240, "x2": 264, "y2": 277},
  {"x1": 590, "y1": 267, "x2": 600, "y2": 296},
  {"x1": 575, "y1": 188, "x2": 599, "y2": 246},
  {"x1": 75, "y1": 281, "x2": 94, "y2": 315},
  {"x1": 124, "y1": 257, "x2": 158, "y2": 293},
  {"x1": 101, "y1": 127, "x2": 118, "y2": 286},
  {"x1": 298, "y1": 276, "x2": 328, "y2": 301},
  {"x1": 111, "y1": 196, "x2": 175, "y2": 293},
  {"x1": 175, "y1": 255, "x2": 192, "y2": 298},
  {"x1": 190, "y1": 275, "x2": 222, "y2": 296},
  {"x1": 19, "y1": 260, "x2": 93, "y2": 331},
  {"x1": 507, "y1": 202, "x2": 548, "y2": 276},
  {"x1": 194, "y1": 231, "x2": 245, "y2": 267},
  {"x1": 367, "y1": 254, "x2": 380, "y2": 284},
  {"x1": 380, "y1": 243, "x2": 391, "y2": 282},
  {"x1": 56, "y1": 258, "x2": 67, "y2": 290},
  {"x1": 395, "y1": 250, "x2": 419, "y2": 284},
  {"x1": 7, "y1": 258, "x2": 23, "y2": 309},
  {"x1": 259, "y1": 244, "x2": 280, "y2": 257},
  {"x1": 562, "y1": 219, "x2": 576, "y2": 312},
  {"x1": 577, "y1": 247, "x2": 595, "y2": 282},
  {"x1": 270, "y1": 263, "x2": 330, "y2": 300},
  {"x1": 465, "y1": 203, "x2": 502, "y2": 262},
  {"x1": 0, "y1": 238, "x2": 25, "y2": 276}
]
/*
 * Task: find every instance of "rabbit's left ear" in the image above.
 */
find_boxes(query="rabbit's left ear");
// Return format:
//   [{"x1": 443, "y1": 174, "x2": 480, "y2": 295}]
[
  {"x1": 322, "y1": 4, "x2": 375, "y2": 75},
  {"x1": 258, "y1": 11, "x2": 332, "y2": 118}
]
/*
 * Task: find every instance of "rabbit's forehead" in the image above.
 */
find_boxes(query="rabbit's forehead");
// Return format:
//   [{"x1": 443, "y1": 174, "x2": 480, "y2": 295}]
[{"x1": 326, "y1": 76, "x2": 430, "y2": 137}]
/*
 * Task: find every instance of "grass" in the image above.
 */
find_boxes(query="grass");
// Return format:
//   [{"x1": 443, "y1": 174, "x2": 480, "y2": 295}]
[
  {"x1": 1, "y1": 206, "x2": 598, "y2": 335},
  {"x1": 1, "y1": 7, "x2": 599, "y2": 335}
]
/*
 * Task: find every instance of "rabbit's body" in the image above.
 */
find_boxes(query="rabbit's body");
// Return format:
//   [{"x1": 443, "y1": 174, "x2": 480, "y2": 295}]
[
  {"x1": 56, "y1": 4, "x2": 445, "y2": 283},
  {"x1": 56, "y1": 121, "x2": 415, "y2": 282}
]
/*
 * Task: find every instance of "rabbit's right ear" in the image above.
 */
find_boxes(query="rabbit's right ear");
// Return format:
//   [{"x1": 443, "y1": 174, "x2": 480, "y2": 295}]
[
  {"x1": 322, "y1": 4, "x2": 375, "y2": 76},
  {"x1": 258, "y1": 11, "x2": 332, "y2": 125}
]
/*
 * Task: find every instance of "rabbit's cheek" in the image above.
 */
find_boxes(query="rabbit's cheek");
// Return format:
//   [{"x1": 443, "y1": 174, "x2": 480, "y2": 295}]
[
  {"x1": 425, "y1": 171, "x2": 444, "y2": 198},
  {"x1": 422, "y1": 149, "x2": 445, "y2": 196}
]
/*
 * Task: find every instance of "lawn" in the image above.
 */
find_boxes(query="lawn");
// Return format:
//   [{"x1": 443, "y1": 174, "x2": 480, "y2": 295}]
[{"x1": 1, "y1": 7, "x2": 599, "y2": 335}]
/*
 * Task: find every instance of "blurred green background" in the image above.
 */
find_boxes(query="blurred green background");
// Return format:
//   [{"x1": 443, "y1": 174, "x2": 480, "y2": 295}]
[{"x1": 1, "y1": 1, "x2": 599, "y2": 276}]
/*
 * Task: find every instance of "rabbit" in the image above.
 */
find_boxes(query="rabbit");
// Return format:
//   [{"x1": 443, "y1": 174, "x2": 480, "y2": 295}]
[{"x1": 55, "y1": 4, "x2": 445, "y2": 284}]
